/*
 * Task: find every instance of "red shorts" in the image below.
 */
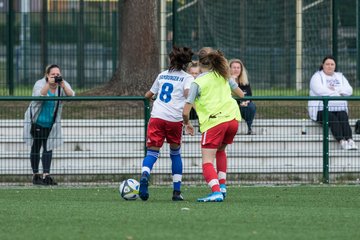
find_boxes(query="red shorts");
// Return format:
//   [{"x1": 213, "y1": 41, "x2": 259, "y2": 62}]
[
  {"x1": 201, "y1": 119, "x2": 238, "y2": 149},
  {"x1": 146, "y1": 118, "x2": 183, "y2": 148}
]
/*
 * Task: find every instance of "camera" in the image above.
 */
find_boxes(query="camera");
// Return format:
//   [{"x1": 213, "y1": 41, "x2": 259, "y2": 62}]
[{"x1": 54, "y1": 76, "x2": 63, "y2": 83}]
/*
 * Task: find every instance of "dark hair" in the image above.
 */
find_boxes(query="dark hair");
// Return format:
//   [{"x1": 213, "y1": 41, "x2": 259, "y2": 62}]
[
  {"x1": 319, "y1": 55, "x2": 336, "y2": 71},
  {"x1": 168, "y1": 46, "x2": 194, "y2": 71},
  {"x1": 199, "y1": 50, "x2": 230, "y2": 80}
]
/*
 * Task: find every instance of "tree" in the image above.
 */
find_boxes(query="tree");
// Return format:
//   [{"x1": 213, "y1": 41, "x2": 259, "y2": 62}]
[{"x1": 93, "y1": 0, "x2": 160, "y2": 96}]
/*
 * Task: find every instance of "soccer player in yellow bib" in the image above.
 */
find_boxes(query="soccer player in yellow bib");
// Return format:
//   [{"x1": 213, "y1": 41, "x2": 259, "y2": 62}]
[{"x1": 183, "y1": 50, "x2": 244, "y2": 202}]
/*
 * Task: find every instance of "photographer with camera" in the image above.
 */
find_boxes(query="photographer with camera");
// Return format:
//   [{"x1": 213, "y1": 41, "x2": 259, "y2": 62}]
[{"x1": 23, "y1": 64, "x2": 75, "y2": 185}]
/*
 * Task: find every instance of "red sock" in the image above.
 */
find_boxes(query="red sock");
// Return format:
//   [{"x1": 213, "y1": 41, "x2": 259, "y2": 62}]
[
  {"x1": 216, "y1": 150, "x2": 227, "y2": 185},
  {"x1": 202, "y1": 162, "x2": 220, "y2": 192}
]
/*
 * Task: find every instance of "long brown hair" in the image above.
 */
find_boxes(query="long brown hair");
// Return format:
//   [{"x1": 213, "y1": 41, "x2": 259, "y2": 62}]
[
  {"x1": 168, "y1": 46, "x2": 194, "y2": 71},
  {"x1": 199, "y1": 50, "x2": 230, "y2": 80}
]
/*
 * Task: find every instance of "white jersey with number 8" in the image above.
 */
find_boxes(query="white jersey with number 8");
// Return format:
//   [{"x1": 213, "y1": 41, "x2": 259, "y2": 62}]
[{"x1": 150, "y1": 70, "x2": 194, "y2": 122}]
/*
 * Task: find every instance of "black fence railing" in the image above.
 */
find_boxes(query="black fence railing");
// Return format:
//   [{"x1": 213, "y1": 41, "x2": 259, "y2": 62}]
[{"x1": 0, "y1": 96, "x2": 359, "y2": 185}]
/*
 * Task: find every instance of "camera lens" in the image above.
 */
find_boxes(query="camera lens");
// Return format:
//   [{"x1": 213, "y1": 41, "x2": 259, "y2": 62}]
[{"x1": 54, "y1": 76, "x2": 63, "y2": 83}]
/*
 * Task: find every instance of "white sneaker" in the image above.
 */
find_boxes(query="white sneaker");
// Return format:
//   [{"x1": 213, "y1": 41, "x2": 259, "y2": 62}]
[
  {"x1": 347, "y1": 139, "x2": 358, "y2": 150},
  {"x1": 340, "y1": 140, "x2": 350, "y2": 150}
]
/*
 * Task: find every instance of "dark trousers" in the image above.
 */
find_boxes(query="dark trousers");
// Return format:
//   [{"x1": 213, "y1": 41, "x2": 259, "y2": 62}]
[
  {"x1": 189, "y1": 108, "x2": 198, "y2": 120},
  {"x1": 240, "y1": 101, "x2": 256, "y2": 131},
  {"x1": 30, "y1": 124, "x2": 53, "y2": 174},
  {"x1": 316, "y1": 111, "x2": 352, "y2": 142}
]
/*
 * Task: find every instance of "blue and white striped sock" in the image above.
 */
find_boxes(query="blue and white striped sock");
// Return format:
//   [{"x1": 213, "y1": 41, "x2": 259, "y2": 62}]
[
  {"x1": 141, "y1": 149, "x2": 159, "y2": 177},
  {"x1": 170, "y1": 147, "x2": 182, "y2": 191}
]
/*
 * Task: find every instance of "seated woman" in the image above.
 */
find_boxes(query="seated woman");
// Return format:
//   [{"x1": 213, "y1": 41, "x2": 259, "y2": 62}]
[
  {"x1": 229, "y1": 59, "x2": 256, "y2": 135},
  {"x1": 308, "y1": 55, "x2": 357, "y2": 150}
]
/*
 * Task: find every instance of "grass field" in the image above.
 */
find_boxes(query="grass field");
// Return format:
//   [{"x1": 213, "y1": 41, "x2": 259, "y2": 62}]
[{"x1": 0, "y1": 185, "x2": 360, "y2": 240}]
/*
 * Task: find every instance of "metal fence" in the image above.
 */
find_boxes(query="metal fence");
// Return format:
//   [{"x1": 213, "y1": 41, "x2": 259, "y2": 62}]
[
  {"x1": 1, "y1": 0, "x2": 360, "y2": 95},
  {"x1": 0, "y1": 96, "x2": 359, "y2": 186},
  {"x1": 170, "y1": 0, "x2": 360, "y2": 92},
  {"x1": 1, "y1": 0, "x2": 118, "y2": 95}
]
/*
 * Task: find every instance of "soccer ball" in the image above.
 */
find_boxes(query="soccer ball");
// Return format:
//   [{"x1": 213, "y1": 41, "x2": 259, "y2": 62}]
[{"x1": 119, "y1": 179, "x2": 140, "y2": 200}]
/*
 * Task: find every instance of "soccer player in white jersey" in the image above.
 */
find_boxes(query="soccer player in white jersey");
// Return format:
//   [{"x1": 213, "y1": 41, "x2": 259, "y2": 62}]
[{"x1": 139, "y1": 46, "x2": 194, "y2": 201}]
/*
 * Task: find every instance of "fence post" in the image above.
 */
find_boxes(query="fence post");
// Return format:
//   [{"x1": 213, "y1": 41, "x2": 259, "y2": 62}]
[
  {"x1": 322, "y1": 98, "x2": 330, "y2": 184},
  {"x1": 172, "y1": 0, "x2": 177, "y2": 46},
  {"x1": 332, "y1": 0, "x2": 338, "y2": 60},
  {"x1": 357, "y1": 0, "x2": 360, "y2": 87},
  {"x1": 7, "y1": 0, "x2": 15, "y2": 95},
  {"x1": 41, "y1": 0, "x2": 48, "y2": 72},
  {"x1": 144, "y1": 98, "x2": 151, "y2": 156},
  {"x1": 77, "y1": 0, "x2": 85, "y2": 88},
  {"x1": 112, "y1": 11, "x2": 118, "y2": 73}
]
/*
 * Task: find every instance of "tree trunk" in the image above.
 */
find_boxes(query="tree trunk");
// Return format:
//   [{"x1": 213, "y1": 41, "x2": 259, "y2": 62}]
[{"x1": 100, "y1": 0, "x2": 160, "y2": 96}]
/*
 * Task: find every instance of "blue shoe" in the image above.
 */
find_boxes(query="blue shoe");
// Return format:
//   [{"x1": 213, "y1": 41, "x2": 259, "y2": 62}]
[
  {"x1": 139, "y1": 174, "x2": 149, "y2": 201},
  {"x1": 197, "y1": 192, "x2": 224, "y2": 202},
  {"x1": 220, "y1": 184, "x2": 227, "y2": 199}
]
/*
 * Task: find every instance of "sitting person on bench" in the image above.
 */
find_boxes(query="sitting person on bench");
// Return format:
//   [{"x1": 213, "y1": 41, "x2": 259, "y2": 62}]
[{"x1": 308, "y1": 55, "x2": 357, "y2": 150}]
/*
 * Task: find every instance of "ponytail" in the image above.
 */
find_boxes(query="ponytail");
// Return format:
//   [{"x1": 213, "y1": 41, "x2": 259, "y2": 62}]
[{"x1": 199, "y1": 50, "x2": 230, "y2": 80}]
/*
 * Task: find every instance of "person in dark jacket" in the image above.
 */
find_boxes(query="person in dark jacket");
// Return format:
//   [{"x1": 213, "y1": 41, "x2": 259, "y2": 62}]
[{"x1": 229, "y1": 59, "x2": 256, "y2": 135}]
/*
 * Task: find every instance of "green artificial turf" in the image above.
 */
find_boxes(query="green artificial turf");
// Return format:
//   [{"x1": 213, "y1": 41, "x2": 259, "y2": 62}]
[{"x1": 0, "y1": 185, "x2": 359, "y2": 240}]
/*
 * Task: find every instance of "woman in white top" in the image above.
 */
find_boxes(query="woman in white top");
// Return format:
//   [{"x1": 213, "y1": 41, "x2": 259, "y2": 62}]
[
  {"x1": 139, "y1": 46, "x2": 194, "y2": 201},
  {"x1": 308, "y1": 55, "x2": 357, "y2": 150}
]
